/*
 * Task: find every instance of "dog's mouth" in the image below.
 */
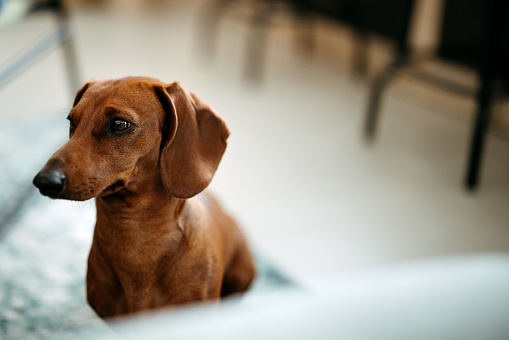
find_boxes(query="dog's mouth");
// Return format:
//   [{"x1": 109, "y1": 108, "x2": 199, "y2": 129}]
[{"x1": 99, "y1": 180, "x2": 127, "y2": 197}]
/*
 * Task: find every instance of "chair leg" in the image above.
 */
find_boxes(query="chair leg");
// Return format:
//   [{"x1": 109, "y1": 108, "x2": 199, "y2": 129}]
[
  {"x1": 55, "y1": 0, "x2": 81, "y2": 95},
  {"x1": 244, "y1": 1, "x2": 273, "y2": 82},
  {"x1": 196, "y1": 0, "x2": 232, "y2": 60},
  {"x1": 293, "y1": 9, "x2": 315, "y2": 62},
  {"x1": 59, "y1": 25, "x2": 81, "y2": 94},
  {"x1": 364, "y1": 58, "x2": 404, "y2": 140},
  {"x1": 352, "y1": 30, "x2": 369, "y2": 78},
  {"x1": 465, "y1": 80, "x2": 493, "y2": 190},
  {"x1": 464, "y1": 1, "x2": 505, "y2": 190},
  {"x1": 61, "y1": 33, "x2": 81, "y2": 95}
]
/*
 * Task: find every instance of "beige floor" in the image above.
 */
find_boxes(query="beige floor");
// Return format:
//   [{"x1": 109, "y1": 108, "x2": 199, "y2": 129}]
[{"x1": 2, "y1": 0, "x2": 509, "y2": 290}]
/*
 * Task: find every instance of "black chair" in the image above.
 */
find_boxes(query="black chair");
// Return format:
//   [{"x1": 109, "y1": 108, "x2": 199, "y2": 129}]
[
  {"x1": 309, "y1": 0, "x2": 415, "y2": 75},
  {"x1": 364, "y1": 0, "x2": 509, "y2": 190},
  {"x1": 200, "y1": 0, "x2": 507, "y2": 189}
]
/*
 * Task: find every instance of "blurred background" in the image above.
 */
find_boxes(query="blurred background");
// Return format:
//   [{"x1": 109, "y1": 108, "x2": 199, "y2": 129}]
[{"x1": 1, "y1": 0, "x2": 509, "y2": 338}]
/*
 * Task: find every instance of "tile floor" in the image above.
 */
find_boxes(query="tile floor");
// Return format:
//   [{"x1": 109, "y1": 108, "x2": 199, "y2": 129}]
[{"x1": 2, "y1": 0, "x2": 509, "y2": 294}]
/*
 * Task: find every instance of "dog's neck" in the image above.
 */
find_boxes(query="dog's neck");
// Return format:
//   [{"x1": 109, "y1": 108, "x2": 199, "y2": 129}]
[
  {"x1": 92, "y1": 174, "x2": 187, "y2": 273},
  {"x1": 95, "y1": 163, "x2": 181, "y2": 225},
  {"x1": 96, "y1": 184, "x2": 181, "y2": 224}
]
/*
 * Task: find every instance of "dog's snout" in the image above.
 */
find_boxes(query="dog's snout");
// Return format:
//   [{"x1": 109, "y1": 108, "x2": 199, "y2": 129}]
[{"x1": 33, "y1": 170, "x2": 66, "y2": 197}]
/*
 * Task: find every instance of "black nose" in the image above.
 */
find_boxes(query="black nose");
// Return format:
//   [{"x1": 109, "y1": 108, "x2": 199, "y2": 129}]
[{"x1": 33, "y1": 170, "x2": 66, "y2": 197}]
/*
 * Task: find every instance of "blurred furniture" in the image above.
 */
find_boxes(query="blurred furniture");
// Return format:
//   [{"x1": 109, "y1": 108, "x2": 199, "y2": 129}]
[
  {"x1": 365, "y1": 0, "x2": 509, "y2": 190},
  {"x1": 199, "y1": 0, "x2": 414, "y2": 80},
  {"x1": 0, "y1": 0, "x2": 80, "y2": 91},
  {"x1": 201, "y1": 0, "x2": 508, "y2": 189},
  {"x1": 198, "y1": 0, "x2": 278, "y2": 81},
  {"x1": 0, "y1": 0, "x2": 80, "y2": 239},
  {"x1": 303, "y1": 0, "x2": 415, "y2": 75}
]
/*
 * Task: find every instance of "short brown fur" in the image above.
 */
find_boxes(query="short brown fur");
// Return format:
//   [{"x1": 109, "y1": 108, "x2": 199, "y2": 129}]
[{"x1": 33, "y1": 77, "x2": 255, "y2": 318}]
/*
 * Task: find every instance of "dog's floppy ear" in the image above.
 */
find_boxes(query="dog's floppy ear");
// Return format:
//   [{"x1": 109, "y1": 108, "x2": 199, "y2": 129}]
[
  {"x1": 155, "y1": 82, "x2": 230, "y2": 199},
  {"x1": 72, "y1": 79, "x2": 98, "y2": 107}
]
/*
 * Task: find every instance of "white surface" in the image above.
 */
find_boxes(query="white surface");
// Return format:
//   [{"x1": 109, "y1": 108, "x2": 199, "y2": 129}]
[{"x1": 86, "y1": 254, "x2": 509, "y2": 340}]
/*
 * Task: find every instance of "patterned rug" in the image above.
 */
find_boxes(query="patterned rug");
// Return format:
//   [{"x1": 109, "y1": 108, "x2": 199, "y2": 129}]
[
  {"x1": 0, "y1": 114, "x2": 67, "y2": 238},
  {"x1": 0, "y1": 114, "x2": 296, "y2": 340}
]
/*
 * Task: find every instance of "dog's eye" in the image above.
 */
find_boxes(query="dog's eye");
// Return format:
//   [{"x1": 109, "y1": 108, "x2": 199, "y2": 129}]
[{"x1": 109, "y1": 119, "x2": 131, "y2": 133}]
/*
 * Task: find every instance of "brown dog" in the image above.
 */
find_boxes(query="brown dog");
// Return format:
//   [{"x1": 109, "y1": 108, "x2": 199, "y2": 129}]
[{"x1": 33, "y1": 77, "x2": 255, "y2": 318}]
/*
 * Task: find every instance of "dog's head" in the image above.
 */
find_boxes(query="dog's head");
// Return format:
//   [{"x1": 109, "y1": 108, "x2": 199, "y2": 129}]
[{"x1": 33, "y1": 77, "x2": 230, "y2": 201}]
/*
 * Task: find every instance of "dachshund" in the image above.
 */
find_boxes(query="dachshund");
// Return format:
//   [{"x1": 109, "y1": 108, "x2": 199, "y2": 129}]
[{"x1": 33, "y1": 77, "x2": 255, "y2": 318}]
